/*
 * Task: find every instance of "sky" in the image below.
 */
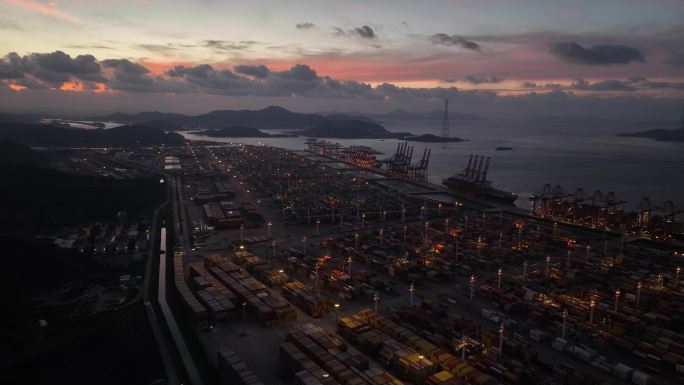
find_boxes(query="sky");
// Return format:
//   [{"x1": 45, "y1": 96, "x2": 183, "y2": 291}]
[{"x1": 0, "y1": 0, "x2": 683, "y2": 118}]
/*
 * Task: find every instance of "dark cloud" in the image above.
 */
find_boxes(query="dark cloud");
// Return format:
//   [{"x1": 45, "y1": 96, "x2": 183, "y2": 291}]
[
  {"x1": 664, "y1": 52, "x2": 684, "y2": 67},
  {"x1": 201, "y1": 40, "x2": 257, "y2": 51},
  {"x1": 296, "y1": 22, "x2": 315, "y2": 30},
  {"x1": 465, "y1": 75, "x2": 502, "y2": 84},
  {"x1": 234, "y1": 64, "x2": 270, "y2": 79},
  {"x1": 352, "y1": 26, "x2": 376, "y2": 39},
  {"x1": 429, "y1": 34, "x2": 481, "y2": 51},
  {"x1": 102, "y1": 58, "x2": 157, "y2": 92},
  {"x1": 0, "y1": 51, "x2": 106, "y2": 85},
  {"x1": 332, "y1": 27, "x2": 346, "y2": 36},
  {"x1": 523, "y1": 82, "x2": 537, "y2": 88},
  {"x1": 0, "y1": 53, "x2": 25, "y2": 79},
  {"x1": 549, "y1": 42, "x2": 645, "y2": 65},
  {"x1": 572, "y1": 79, "x2": 637, "y2": 92},
  {"x1": 137, "y1": 44, "x2": 180, "y2": 53}
]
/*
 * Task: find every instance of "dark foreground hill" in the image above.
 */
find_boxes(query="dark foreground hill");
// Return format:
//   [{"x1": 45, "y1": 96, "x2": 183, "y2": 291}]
[
  {"x1": 0, "y1": 140, "x2": 50, "y2": 164},
  {"x1": 0, "y1": 123, "x2": 184, "y2": 147}
]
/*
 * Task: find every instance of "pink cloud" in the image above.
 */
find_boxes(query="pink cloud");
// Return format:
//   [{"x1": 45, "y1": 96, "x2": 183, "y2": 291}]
[{"x1": 3, "y1": 0, "x2": 78, "y2": 22}]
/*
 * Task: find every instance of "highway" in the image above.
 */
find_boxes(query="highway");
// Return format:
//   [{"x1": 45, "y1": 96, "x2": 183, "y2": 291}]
[
  {"x1": 157, "y1": 225, "x2": 204, "y2": 385},
  {"x1": 141, "y1": 199, "x2": 179, "y2": 385}
]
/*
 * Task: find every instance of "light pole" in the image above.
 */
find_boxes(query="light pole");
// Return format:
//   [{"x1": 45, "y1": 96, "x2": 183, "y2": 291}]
[
  {"x1": 334, "y1": 303, "x2": 340, "y2": 332},
  {"x1": 271, "y1": 241, "x2": 276, "y2": 267},
  {"x1": 497, "y1": 267, "x2": 503, "y2": 290},
  {"x1": 354, "y1": 232, "x2": 359, "y2": 250},
  {"x1": 676, "y1": 266, "x2": 681, "y2": 287},
  {"x1": 420, "y1": 205, "x2": 425, "y2": 220},
  {"x1": 379, "y1": 228, "x2": 384, "y2": 247},
  {"x1": 469, "y1": 275, "x2": 475, "y2": 300},
  {"x1": 585, "y1": 244, "x2": 591, "y2": 263},
  {"x1": 403, "y1": 225, "x2": 407, "y2": 245},
  {"x1": 383, "y1": 210, "x2": 387, "y2": 222},
  {"x1": 658, "y1": 274, "x2": 664, "y2": 290},
  {"x1": 267, "y1": 221, "x2": 272, "y2": 238},
  {"x1": 409, "y1": 283, "x2": 415, "y2": 306},
  {"x1": 314, "y1": 263, "x2": 320, "y2": 290},
  {"x1": 424, "y1": 221, "x2": 429, "y2": 244},
  {"x1": 498, "y1": 232, "x2": 503, "y2": 249},
  {"x1": 545, "y1": 255, "x2": 551, "y2": 279},
  {"x1": 302, "y1": 236, "x2": 307, "y2": 255},
  {"x1": 401, "y1": 205, "x2": 406, "y2": 223},
  {"x1": 241, "y1": 301, "x2": 247, "y2": 336},
  {"x1": 347, "y1": 256, "x2": 352, "y2": 278},
  {"x1": 614, "y1": 289, "x2": 620, "y2": 312},
  {"x1": 553, "y1": 221, "x2": 557, "y2": 236},
  {"x1": 444, "y1": 218, "x2": 449, "y2": 233},
  {"x1": 498, "y1": 323, "x2": 504, "y2": 357},
  {"x1": 636, "y1": 281, "x2": 642, "y2": 307},
  {"x1": 561, "y1": 309, "x2": 568, "y2": 339},
  {"x1": 589, "y1": 298, "x2": 595, "y2": 325},
  {"x1": 373, "y1": 292, "x2": 380, "y2": 313},
  {"x1": 361, "y1": 213, "x2": 366, "y2": 227}
]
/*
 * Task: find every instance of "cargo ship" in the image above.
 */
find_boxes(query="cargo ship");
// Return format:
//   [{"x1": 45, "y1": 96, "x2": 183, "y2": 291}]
[{"x1": 442, "y1": 154, "x2": 518, "y2": 205}]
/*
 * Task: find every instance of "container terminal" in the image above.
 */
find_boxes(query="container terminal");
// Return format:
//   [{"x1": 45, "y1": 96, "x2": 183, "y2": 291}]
[{"x1": 141, "y1": 140, "x2": 683, "y2": 385}]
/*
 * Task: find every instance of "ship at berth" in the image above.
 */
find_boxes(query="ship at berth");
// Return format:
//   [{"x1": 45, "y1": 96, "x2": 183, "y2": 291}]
[{"x1": 442, "y1": 155, "x2": 518, "y2": 205}]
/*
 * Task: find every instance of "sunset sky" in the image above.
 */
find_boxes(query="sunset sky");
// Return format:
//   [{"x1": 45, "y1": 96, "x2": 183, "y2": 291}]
[{"x1": 1, "y1": 0, "x2": 683, "y2": 117}]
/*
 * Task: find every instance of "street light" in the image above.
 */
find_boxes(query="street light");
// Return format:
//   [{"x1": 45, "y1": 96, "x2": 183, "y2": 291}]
[
  {"x1": 334, "y1": 303, "x2": 340, "y2": 332},
  {"x1": 561, "y1": 309, "x2": 568, "y2": 339},
  {"x1": 497, "y1": 267, "x2": 503, "y2": 290},
  {"x1": 636, "y1": 281, "x2": 642, "y2": 307},
  {"x1": 424, "y1": 222, "x2": 429, "y2": 244},
  {"x1": 614, "y1": 289, "x2": 620, "y2": 312},
  {"x1": 302, "y1": 236, "x2": 307, "y2": 255},
  {"x1": 347, "y1": 256, "x2": 352, "y2": 278},
  {"x1": 379, "y1": 228, "x2": 384, "y2": 247},
  {"x1": 373, "y1": 292, "x2": 380, "y2": 313},
  {"x1": 267, "y1": 221, "x2": 272, "y2": 237},
  {"x1": 409, "y1": 283, "x2": 415, "y2": 306},
  {"x1": 469, "y1": 275, "x2": 476, "y2": 300},
  {"x1": 354, "y1": 232, "x2": 359, "y2": 250},
  {"x1": 498, "y1": 323, "x2": 504, "y2": 357},
  {"x1": 444, "y1": 218, "x2": 449, "y2": 233},
  {"x1": 545, "y1": 255, "x2": 551, "y2": 279},
  {"x1": 676, "y1": 266, "x2": 681, "y2": 287}
]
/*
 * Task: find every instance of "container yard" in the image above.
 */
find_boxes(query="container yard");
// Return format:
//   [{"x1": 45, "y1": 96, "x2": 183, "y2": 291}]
[{"x1": 160, "y1": 141, "x2": 683, "y2": 385}]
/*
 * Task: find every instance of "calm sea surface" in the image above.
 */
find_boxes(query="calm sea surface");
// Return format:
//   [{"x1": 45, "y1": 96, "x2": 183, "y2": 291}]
[{"x1": 182, "y1": 119, "x2": 684, "y2": 212}]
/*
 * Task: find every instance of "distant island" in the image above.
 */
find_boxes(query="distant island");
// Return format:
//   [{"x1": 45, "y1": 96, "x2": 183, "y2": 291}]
[
  {"x1": 91, "y1": 106, "x2": 366, "y2": 131},
  {"x1": 617, "y1": 129, "x2": 684, "y2": 142},
  {"x1": 0, "y1": 123, "x2": 184, "y2": 147},
  {"x1": 297, "y1": 119, "x2": 411, "y2": 139},
  {"x1": 191, "y1": 126, "x2": 296, "y2": 138},
  {"x1": 495, "y1": 146, "x2": 514, "y2": 151},
  {"x1": 402, "y1": 134, "x2": 465, "y2": 143}
]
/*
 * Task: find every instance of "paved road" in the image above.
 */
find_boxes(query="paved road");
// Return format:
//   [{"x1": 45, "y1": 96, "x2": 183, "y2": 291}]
[{"x1": 142, "y1": 198, "x2": 179, "y2": 385}]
